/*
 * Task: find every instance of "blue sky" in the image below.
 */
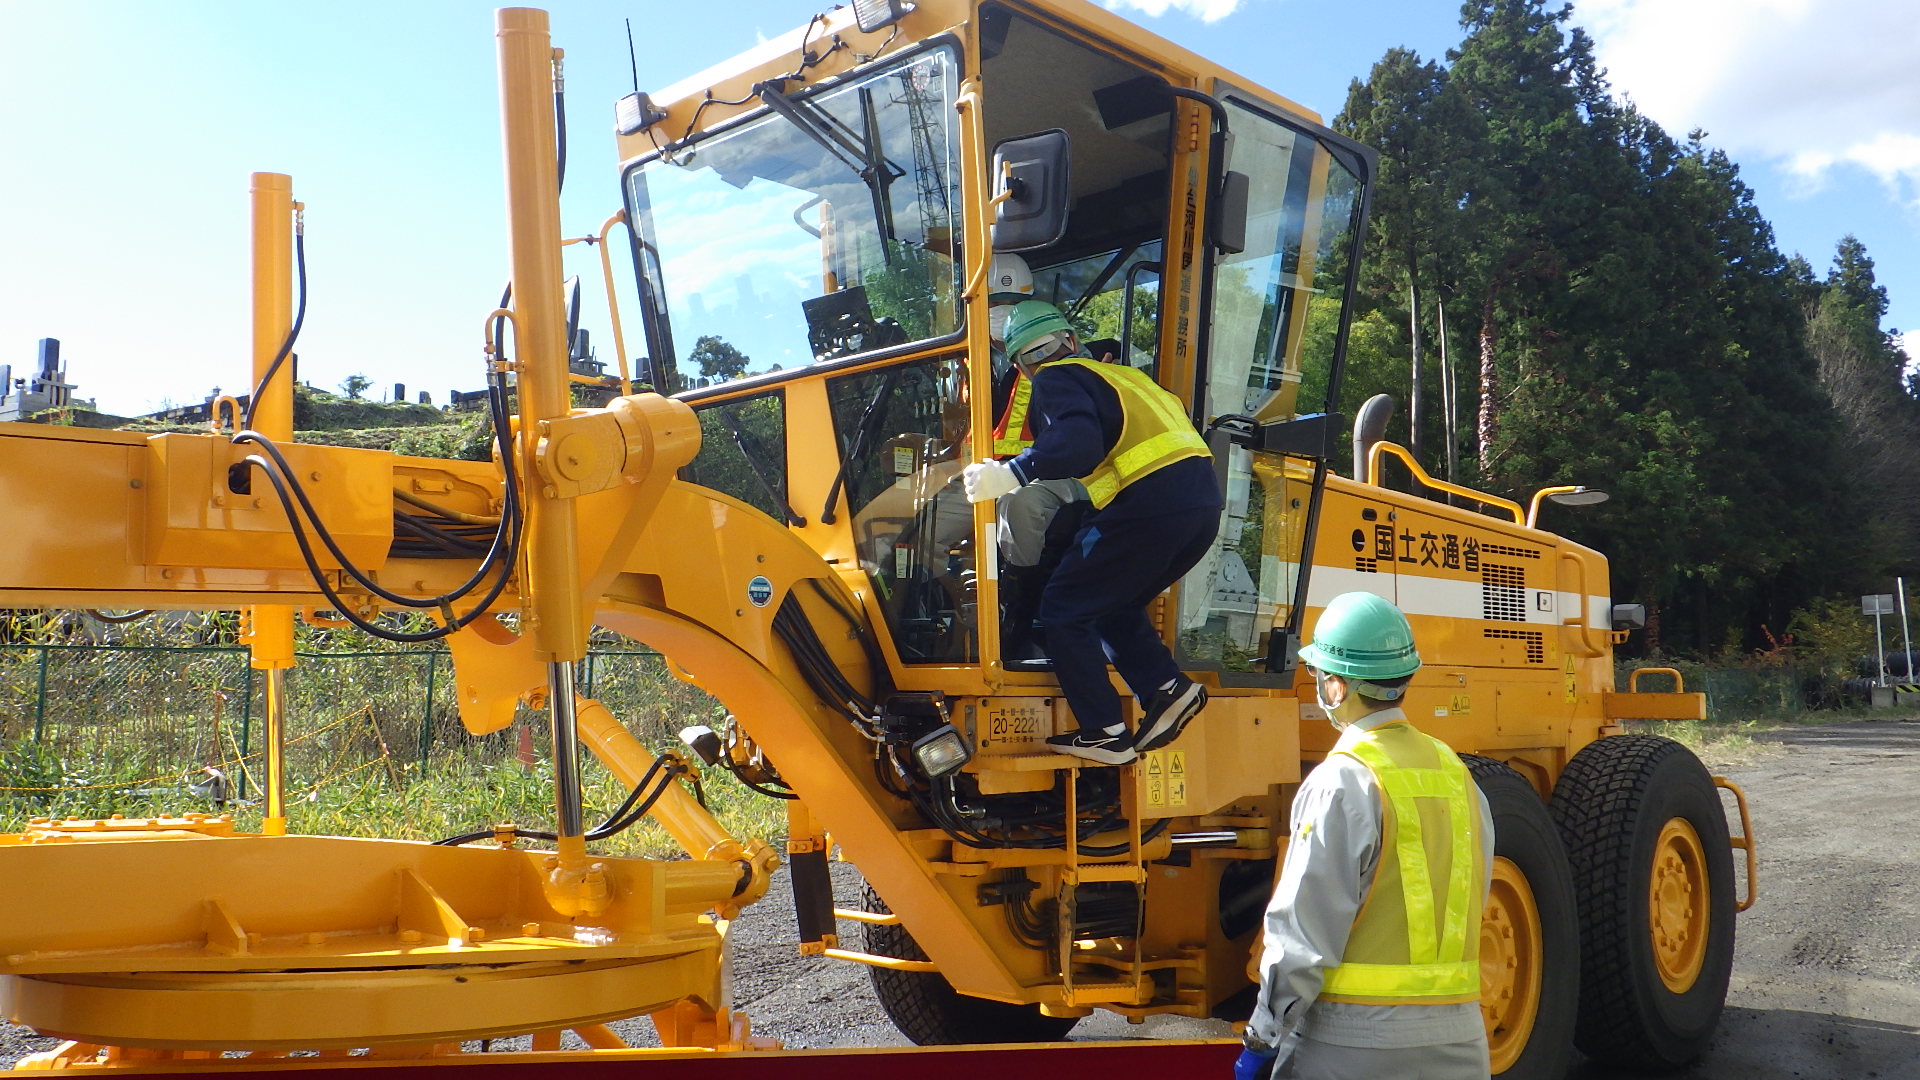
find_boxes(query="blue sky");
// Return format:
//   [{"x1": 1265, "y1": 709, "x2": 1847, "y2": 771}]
[{"x1": 1, "y1": 0, "x2": 1911, "y2": 415}]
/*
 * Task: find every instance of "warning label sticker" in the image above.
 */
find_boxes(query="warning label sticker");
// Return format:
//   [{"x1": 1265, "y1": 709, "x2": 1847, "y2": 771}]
[{"x1": 1143, "y1": 750, "x2": 1188, "y2": 810}]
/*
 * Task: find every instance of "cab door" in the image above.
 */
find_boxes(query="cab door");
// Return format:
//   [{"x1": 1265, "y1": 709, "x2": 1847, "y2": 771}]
[{"x1": 1174, "y1": 85, "x2": 1375, "y2": 684}]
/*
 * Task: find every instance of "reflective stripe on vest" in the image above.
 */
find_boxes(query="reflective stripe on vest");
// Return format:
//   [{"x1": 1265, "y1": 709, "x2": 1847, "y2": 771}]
[
  {"x1": 992, "y1": 373, "x2": 1034, "y2": 457},
  {"x1": 1043, "y1": 359, "x2": 1208, "y2": 509},
  {"x1": 1318, "y1": 723, "x2": 1482, "y2": 1004}
]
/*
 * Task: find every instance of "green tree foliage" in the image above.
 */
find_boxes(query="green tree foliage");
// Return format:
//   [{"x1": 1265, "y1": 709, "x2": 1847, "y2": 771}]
[
  {"x1": 1808, "y1": 237, "x2": 1920, "y2": 577},
  {"x1": 1334, "y1": 0, "x2": 1884, "y2": 654},
  {"x1": 1071, "y1": 286, "x2": 1159, "y2": 362},
  {"x1": 861, "y1": 240, "x2": 954, "y2": 343},
  {"x1": 678, "y1": 393, "x2": 790, "y2": 522},
  {"x1": 339, "y1": 373, "x2": 373, "y2": 400},
  {"x1": 687, "y1": 336, "x2": 751, "y2": 382}
]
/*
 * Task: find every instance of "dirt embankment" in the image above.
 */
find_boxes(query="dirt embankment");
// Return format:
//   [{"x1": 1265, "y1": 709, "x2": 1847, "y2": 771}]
[{"x1": 6, "y1": 719, "x2": 1918, "y2": 1076}]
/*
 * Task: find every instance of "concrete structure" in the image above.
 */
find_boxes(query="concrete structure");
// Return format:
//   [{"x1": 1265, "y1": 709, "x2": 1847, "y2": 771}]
[{"x1": 0, "y1": 338, "x2": 94, "y2": 422}]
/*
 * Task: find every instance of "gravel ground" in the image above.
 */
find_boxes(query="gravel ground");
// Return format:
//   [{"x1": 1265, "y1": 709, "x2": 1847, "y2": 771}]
[{"x1": 6, "y1": 719, "x2": 1918, "y2": 1075}]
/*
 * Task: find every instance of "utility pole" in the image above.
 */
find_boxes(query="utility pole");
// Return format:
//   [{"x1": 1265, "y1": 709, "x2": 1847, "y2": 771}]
[
  {"x1": 1408, "y1": 287, "x2": 1423, "y2": 459},
  {"x1": 1899, "y1": 577, "x2": 1912, "y2": 682},
  {"x1": 1438, "y1": 299, "x2": 1457, "y2": 484}
]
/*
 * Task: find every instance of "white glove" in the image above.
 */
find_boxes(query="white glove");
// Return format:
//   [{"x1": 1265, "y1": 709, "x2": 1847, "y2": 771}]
[{"x1": 963, "y1": 458, "x2": 1021, "y2": 503}]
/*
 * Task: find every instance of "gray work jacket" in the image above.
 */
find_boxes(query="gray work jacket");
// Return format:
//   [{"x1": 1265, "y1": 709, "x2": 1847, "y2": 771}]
[{"x1": 1244, "y1": 707, "x2": 1496, "y2": 1062}]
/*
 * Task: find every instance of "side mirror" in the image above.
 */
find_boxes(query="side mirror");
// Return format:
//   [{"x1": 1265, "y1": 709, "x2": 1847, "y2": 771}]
[
  {"x1": 990, "y1": 129, "x2": 1070, "y2": 253},
  {"x1": 1258, "y1": 411, "x2": 1347, "y2": 460},
  {"x1": 563, "y1": 276, "x2": 583, "y2": 362},
  {"x1": 1213, "y1": 170, "x2": 1249, "y2": 256},
  {"x1": 1612, "y1": 603, "x2": 1647, "y2": 631}
]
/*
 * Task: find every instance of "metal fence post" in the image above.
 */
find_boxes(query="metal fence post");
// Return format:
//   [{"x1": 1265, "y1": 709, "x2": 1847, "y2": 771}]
[
  {"x1": 420, "y1": 652, "x2": 438, "y2": 768},
  {"x1": 33, "y1": 645, "x2": 49, "y2": 742}
]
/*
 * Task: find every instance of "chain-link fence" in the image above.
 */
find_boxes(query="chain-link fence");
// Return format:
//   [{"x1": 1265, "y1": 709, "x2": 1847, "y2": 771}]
[
  {"x1": 0, "y1": 643, "x2": 725, "y2": 829},
  {"x1": 1614, "y1": 657, "x2": 1805, "y2": 719}
]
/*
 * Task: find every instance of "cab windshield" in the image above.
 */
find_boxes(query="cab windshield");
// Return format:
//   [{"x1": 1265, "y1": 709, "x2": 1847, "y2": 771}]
[{"x1": 625, "y1": 47, "x2": 962, "y2": 393}]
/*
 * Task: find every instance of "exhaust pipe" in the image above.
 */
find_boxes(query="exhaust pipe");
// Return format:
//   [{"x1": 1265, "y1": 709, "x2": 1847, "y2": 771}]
[{"x1": 1352, "y1": 394, "x2": 1396, "y2": 482}]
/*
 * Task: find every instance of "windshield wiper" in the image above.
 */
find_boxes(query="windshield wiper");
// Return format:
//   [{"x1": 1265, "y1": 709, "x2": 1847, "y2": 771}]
[
  {"x1": 722, "y1": 405, "x2": 806, "y2": 527},
  {"x1": 819, "y1": 369, "x2": 902, "y2": 525},
  {"x1": 759, "y1": 83, "x2": 874, "y2": 180},
  {"x1": 756, "y1": 82, "x2": 902, "y2": 260}
]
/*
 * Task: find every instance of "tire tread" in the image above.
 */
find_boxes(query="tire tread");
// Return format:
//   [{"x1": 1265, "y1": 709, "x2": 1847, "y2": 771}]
[
  {"x1": 1550, "y1": 735, "x2": 1733, "y2": 1071},
  {"x1": 860, "y1": 881, "x2": 1078, "y2": 1045}
]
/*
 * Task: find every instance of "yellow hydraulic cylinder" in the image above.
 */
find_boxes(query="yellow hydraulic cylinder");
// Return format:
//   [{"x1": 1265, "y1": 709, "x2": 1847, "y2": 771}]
[
  {"x1": 247, "y1": 172, "x2": 298, "y2": 835},
  {"x1": 496, "y1": 7, "x2": 585, "y2": 665},
  {"x1": 574, "y1": 697, "x2": 776, "y2": 911}
]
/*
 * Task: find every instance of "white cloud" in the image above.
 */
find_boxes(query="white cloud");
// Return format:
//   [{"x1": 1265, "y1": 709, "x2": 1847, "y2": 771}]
[
  {"x1": 1574, "y1": 0, "x2": 1920, "y2": 206},
  {"x1": 1103, "y1": 0, "x2": 1244, "y2": 24}
]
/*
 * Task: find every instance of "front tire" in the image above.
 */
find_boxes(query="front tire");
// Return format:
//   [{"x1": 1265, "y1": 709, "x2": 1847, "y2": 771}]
[
  {"x1": 860, "y1": 881, "x2": 1079, "y2": 1045},
  {"x1": 1464, "y1": 755, "x2": 1580, "y2": 1080},
  {"x1": 1550, "y1": 735, "x2": 1736, "y2": 1070}
]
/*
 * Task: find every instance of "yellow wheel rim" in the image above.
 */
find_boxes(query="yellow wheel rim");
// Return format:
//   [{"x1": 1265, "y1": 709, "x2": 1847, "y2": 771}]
[
  {"x1": 1481, "y1": 856, "x2": 1543, "y2": 1074},
  {"x1": 1650, "y1": 816, "x2": 1709, "y2": 993}
]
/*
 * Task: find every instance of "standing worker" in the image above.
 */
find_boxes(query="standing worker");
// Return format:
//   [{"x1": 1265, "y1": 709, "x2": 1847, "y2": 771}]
[
  {"x1": 963, "y1": 299, "x2": 1217, "y2": 764},
  {"x1": 1236, "y1": 591, "x2": 1494, "y2": 1080}
]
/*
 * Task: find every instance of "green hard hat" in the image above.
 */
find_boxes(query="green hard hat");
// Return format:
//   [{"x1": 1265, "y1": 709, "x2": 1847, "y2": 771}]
[
  {"x1": 1001, "y1": 300, "x2": 1074, "y2": 362},
  {"x1": 1299, "y1": 591, "x2": 1421, "y2": 681}
]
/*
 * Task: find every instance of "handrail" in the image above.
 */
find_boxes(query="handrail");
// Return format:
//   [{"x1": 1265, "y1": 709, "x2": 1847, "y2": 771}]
[
  {"x1": 822, "y1": 947, "x2": 937, "y2": 973},
  {"x1": 1557, "y1": 551, "x2": 1605, "y2": 658},
  {"x1": 1713, "y1": 776, "x2": 1757, "y2": 912},
  {"x1": 1628, "y1": 666, "x2": 1686, "y2": 693},
  {"x1": 1365, "y1": 441, "x2": 1524, "y2": 523},
  {"x1": 832, "y1": 906, "x2": 900, "y2": 925},
  {"x1": 593, "y1": 210, "x2": 633, "y2": 396},
  {"x1": 208, "y1": 395, "x2": 244, "y2": 433}
]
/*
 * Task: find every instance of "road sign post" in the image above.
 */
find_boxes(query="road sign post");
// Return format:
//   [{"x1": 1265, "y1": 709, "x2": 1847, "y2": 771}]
[{"x1": 1863, "y1": 593, "x2": 1895, "y2": 694}]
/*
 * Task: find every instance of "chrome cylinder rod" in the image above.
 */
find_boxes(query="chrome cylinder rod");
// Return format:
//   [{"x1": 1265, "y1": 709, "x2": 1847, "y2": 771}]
[
  {"x1": 548, "y1": 660, "x2": 584, "y2": 840},
  {"x1": 261, "y1": 668, "x2": 289, "y2": 835}
]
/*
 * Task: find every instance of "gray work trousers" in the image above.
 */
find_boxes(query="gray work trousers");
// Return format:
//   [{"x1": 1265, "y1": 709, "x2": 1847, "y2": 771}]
[
  {"x1": 1279, "y1": 1034, "x2": 1490, "y2": 1080},
  {"x1": 997, "y1": 477, "x2": 1085, "y2": 567}
]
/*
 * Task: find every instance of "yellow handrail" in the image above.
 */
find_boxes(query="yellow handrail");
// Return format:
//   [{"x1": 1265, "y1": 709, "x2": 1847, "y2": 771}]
[
  {"x1": 594, "y1": 210, "x2": 633, "y2": 395},
  {"x1": 1628, "y1": 666, "x2": 1686, "y2": 693},
  {"x1": 1713, "y1": 776, "x2": 1757, "y2": 912},
  {"x1": 1558, "y1": 551, "x2": 1605, "y2": 658},
  {"x1": 1365, "y1": 441, "x2": 1524, "y2": 523},
  {"x1": 822, "y1": 947, "x2": 938, "y2": 973}
]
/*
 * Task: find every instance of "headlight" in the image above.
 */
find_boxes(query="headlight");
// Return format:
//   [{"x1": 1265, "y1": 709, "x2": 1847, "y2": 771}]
[
  {"x1": 911, "y1": 724, "x2": 972, "y2": 779},
  {"x1": 678, "y1": 724, "x2": 723, "y2": 766},
  {"x1": 851, "y1": 0, "x2": 912, "y2": 34}
]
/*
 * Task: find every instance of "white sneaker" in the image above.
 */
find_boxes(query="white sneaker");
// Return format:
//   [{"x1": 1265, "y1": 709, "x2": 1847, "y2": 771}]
[
  {"x1": 1135, "y1": 677, "x2": 1206, "y2": 752},
  {"x1": 1045, "y1": 729, "x2": 1137, "y2": 765}
]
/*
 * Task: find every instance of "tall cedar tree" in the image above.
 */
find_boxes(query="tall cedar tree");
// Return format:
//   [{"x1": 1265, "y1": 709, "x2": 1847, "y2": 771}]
[
  {"x1": 1337, "y1": 0, "x2": 1861, "y2": 653},
  {"x1": 1809, "y1": 237, "x2": 1920, "y2": 579}
]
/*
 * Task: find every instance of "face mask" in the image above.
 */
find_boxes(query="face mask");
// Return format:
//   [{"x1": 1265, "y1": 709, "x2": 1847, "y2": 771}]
[{"x1": 1313, "y1": 672, "x2": 1342, "y2": 729}]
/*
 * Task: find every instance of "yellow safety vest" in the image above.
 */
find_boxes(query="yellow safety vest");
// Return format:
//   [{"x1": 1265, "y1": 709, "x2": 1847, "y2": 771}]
[
  {"x1": 1318, "y1": 721, "x2": 1484, "y2": 1005},
  {"x1": 992, "y1": 372, "x2": 1034, "y2": 457},
  {"x1": 1037, "y1": 359, "x2": 1208, "y2": 509}
]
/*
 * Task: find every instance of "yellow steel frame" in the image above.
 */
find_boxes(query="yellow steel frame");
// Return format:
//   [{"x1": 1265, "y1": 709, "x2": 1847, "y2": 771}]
[{"x1": 0, "y1": 0, "x2": 1749, "y2": 1071}]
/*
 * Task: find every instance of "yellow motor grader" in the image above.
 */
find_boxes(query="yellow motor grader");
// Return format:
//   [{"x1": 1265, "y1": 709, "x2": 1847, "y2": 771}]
[{"x1": 0, "y1": 2, "x2": 1752, "y2": 1077}]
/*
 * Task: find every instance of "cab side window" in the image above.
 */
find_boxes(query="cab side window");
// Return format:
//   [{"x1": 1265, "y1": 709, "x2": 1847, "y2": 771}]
[{"x1": 679, "y1": 390, "x2": 792, "y2": 523}]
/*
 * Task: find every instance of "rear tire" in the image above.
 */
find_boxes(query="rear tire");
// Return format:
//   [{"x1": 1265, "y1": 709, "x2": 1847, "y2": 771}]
[
  {"x1": 1550, "y1": 735, "x2": 1736, "y2": 1070},
  {"x1": 1463, "y1": 755, "x2": 1580, "y2": 1080},
  {"x1": 860, "y1": 881, "x2": 1079, "y2": 1045}
]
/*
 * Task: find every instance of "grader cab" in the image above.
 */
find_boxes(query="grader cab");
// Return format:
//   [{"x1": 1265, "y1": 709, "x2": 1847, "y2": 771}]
[{"x1": 0, "y1": 2, "x2": 1750, "y2": 1077}]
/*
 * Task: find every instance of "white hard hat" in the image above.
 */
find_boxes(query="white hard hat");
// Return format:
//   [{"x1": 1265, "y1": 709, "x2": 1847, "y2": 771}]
[{"x1": 988, "y1": 253, "x2": 1034, "y2": 301}]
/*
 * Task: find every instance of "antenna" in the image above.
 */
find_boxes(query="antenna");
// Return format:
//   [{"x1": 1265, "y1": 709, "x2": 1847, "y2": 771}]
[{"x1": 625, "y1": 19, "x2": 639, "y2": 93}]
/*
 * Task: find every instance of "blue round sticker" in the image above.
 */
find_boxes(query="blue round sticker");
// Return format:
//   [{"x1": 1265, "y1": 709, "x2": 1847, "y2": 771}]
[{"x1": 747, "y1": 576, "x2": 774, "y2": 607}]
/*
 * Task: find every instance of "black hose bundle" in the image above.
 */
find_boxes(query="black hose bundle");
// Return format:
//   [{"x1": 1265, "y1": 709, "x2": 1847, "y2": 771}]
[{"x1": 434, "y1": 752, "x2": 685, "y2": 847}]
